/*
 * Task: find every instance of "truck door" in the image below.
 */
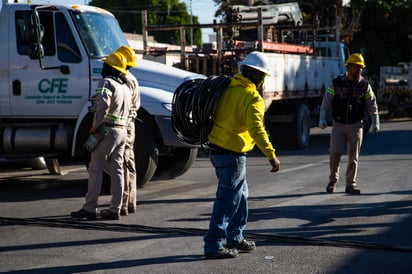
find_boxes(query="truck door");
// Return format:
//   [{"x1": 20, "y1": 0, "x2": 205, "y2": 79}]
[{"x1": 10, "y1": 10, "x2": 89, "y2": 117}]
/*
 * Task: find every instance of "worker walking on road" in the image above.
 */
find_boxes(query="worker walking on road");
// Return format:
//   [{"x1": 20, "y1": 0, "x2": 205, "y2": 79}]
[
  {"x1": 319, "y1": 53, "x2": 379, "y2": 195},
  {"x1": 204, "y1": 51, "x2": 281, "y2": 259},
  {"x1": 71, "y1": 52, "x2": 131, "y2": 220},
  {"x1": 115, "y1": 46, "x2": 141, "y2": 216}
]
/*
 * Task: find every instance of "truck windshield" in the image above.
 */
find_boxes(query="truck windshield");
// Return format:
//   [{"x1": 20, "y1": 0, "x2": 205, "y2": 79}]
[{"x1": 70, "y1": 9, "x2": 129, "y2": 59}]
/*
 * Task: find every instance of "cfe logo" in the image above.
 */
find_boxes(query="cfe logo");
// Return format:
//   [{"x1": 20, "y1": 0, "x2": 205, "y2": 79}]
[{"x1": 38, "y1": 78, "x2": 68, "y2": 93}]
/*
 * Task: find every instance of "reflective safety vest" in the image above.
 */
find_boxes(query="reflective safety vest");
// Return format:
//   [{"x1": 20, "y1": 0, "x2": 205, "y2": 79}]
[
  {"x1": 94, "y1": 77, "x2": 131, "y2": 128},
  {"x1": 328, "y1": 75, "x2": 368, "y2": 124}
]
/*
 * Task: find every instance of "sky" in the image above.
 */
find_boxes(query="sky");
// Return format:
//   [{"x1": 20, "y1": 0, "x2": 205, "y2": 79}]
[
  {"x1": 1, "y1": 0, "x2": 217, "y2": 43},
  {"x1": 185, "y1": 0, "x2": 217, "y2": 43}
]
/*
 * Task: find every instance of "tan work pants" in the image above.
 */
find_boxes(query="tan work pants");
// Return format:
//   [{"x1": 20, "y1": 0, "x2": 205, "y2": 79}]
[
  {"x1": 329, "y1": 120, "x2": 363, "y2": 186},
  {"x1": 122, "y1": 121, "x2": 137, "y2": 211},
  {"x1": 83, "y1": 127, "x2": 127, "y2": 213}
]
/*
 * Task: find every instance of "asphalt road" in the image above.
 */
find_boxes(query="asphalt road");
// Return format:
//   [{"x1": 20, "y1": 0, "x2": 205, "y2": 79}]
[{"x1": 0, "y1": 119, "x2": 412, "y2": 274}]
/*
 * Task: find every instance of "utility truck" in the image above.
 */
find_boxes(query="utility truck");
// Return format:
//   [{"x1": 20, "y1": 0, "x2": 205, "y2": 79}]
[
  {"x1": 378, "y1": 62, "x2": 412, "y2": 117},
  {"x1": 144, "y1": 2, "x2": 351, "y2": 149},
  {"x1": 0, "y1": 0, "x2": 205, "y2": 187}
]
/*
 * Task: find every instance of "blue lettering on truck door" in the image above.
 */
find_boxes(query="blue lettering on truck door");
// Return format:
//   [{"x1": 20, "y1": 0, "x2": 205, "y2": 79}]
[
  {"x1": 10, "y1": 9, "x2": 89, "y2": 115},
  {"x1": 38, "y1": 78, "x2": 68, "y2": 93}
]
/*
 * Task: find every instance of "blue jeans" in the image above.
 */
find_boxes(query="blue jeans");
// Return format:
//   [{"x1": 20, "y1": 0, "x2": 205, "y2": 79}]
[{"x1": 204, "y1": 154, "x2": 248, "y2": 252}]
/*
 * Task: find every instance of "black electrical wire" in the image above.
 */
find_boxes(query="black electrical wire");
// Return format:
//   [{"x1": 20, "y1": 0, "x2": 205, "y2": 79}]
[
  {"x1": 172, "y1": 75, "x2": 231, "y2": 148},
  {"x1": 1, "y1": 216, "x2": 412, "y2": 254}
]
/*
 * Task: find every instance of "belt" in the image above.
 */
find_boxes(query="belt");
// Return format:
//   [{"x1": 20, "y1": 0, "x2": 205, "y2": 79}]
[
  {"x1": 333, "y1": 119, "x2": 362, "y2": 125},
  {"x1": 103, "y1": 122, "x2": 125, "y2": 129},
  {"x1": 209, "y1": 143, "x2": 246, "y2": 156}
]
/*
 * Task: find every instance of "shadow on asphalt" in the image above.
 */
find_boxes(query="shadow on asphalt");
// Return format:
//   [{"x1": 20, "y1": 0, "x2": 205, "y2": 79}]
[{"x1": 4, "y1": 255, "x2": 204, "y2": 274}]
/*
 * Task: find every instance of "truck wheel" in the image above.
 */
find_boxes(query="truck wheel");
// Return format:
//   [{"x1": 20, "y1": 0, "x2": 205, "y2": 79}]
[
  {"x1": 154, "y1": 147, "x2": 198, "y2": 179},
  {"x1": 134, "y1": 119, "x2": 159, "y2": 188},
  {"x1": 288, "y1": 104, "x2": 311, "y2": 149}
]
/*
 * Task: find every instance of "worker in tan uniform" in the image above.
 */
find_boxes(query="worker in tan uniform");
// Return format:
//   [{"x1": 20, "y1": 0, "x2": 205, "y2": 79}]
[
  {"x1": 71, "y1": 52, "x2": 131, "y2": 220},
  {"x1": 319, "y1": 53, "x2": 379, "y2": 194},
  {"x1": 115, "y1": 46, "x2": 141, "y2": 216}
]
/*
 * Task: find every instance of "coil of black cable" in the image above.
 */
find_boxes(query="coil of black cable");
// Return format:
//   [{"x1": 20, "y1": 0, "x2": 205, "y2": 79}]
[{"x1": 172, "y1": 75, "x2": 231, "y2": 147}]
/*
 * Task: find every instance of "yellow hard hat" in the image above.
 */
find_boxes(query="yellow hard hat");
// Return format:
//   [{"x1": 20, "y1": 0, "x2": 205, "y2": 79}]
[
  {"x1": 116, "y1": 45, "x2": 137, "y2": 67},
  {"x1": 104, "y1": 52, "x2": 127, "y2": 74},
  {"x1": 345, "y1": 53, "x2": 365, "y2": 68}
]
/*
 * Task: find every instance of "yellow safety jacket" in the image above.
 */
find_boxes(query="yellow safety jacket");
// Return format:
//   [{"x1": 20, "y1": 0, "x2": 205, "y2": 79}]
[{"x1": 208, "y1": 73, "x2": 276, "y2": 159}]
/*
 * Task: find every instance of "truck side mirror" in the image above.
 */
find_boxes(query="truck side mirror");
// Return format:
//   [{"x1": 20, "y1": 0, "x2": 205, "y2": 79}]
[
  {"x1": 24, "y1": 9, "x2": 45, "y2": 60},
  {"x1": 28, "y1": 43, "x2": 44, "y2": 59},
  {"x1": 30, "y1": 9, "x2": 45, "y2": 59}
]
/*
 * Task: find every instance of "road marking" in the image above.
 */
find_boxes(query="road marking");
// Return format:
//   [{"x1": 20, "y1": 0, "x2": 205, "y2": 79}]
[{"x1": 279, "y1": 159, "x2": 329, "y2": 173}]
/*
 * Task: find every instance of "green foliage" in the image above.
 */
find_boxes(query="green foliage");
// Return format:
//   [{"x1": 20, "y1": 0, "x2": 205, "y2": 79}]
[
  {"x1": 89, "y1": 0, "x2": 202, "y2": 47},
  {"x1": 350, "y1": 0, "x2": 412, "y2": 76}
]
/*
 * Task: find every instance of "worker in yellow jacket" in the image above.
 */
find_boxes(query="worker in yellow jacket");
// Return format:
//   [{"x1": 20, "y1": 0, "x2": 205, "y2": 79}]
[{"x1": 204, "y1": 51, "x2": 281, "y2": 259}]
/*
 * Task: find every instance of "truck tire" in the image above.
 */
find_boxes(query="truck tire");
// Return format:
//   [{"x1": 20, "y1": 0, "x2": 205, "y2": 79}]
[
  {"x1": 154, "y1": 147, "x2": 198, "y2": 179},
  {"x1": 134, "y1": 119, "x2": 159, "y2": 188},
  {"x1": 266, "y1": 103, "x2": 310, "y2": 149},
  {"x1": 283, "y1": 104, "x2": 311, "y2": 149}
]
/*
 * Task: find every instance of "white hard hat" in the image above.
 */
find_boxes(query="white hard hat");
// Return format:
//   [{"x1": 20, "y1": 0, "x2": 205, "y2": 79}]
[{"x1": 240, "y1": 51, "x2": 271, "y2": 75}]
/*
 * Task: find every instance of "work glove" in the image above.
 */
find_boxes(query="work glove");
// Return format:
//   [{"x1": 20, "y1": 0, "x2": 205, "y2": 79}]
[
  {"x1": 371, "y1": 114, "x2": 380, "y2": 132},
  {"x1": 318, "y1": 109, "x2": 328, "y2": 129},
  {"x1": 84, "y1": 135, "x2": 99, "y2": 152}
]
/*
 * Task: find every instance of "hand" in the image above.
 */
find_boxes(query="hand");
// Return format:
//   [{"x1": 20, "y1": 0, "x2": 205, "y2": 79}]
[
  {"x1": 371, "y1": 115, "x2": 380, "y2": 132},
  {"x1": 319, "y1": 119, "x2": 328, "y2": 129},
  {"x1": 319, "y1": 109, "x2": 328, "y2": 129},
  {"x1": 371, "y1": 122, "x2": 380, "y2": 132},
  {"x1": 89, "y1": 127, "x2": 98, "y2": 135},
  {"x1": 269, "y1": 157, "x2": 280, "y2": 172},
  {"x1": 84, "y1": 135, "x2": 98, "y2": 152}
]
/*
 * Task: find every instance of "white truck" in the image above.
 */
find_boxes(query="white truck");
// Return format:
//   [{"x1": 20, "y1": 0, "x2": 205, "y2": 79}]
[
  {"x1": 0, "y1": 0, "x2": 205, "y2": 187},
  {"x1": 378, "y1": 62, "x2": 412, "y2": 117},
  {"x1": 146, "y1": 2, "x2": 351, "y2": 148}
]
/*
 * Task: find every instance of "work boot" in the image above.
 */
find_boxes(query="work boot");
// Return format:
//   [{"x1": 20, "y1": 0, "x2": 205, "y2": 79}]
[
  {"x1": 345, "y1": 186, "x2": 361, "y2": 195},
  {"x1": 326, "y1": 181, "x2": 337, "y2": 193},
  {"x1": 204, "y1": 247, "x2": 239, "y2": 259},
  {"x1": 227, "y1": 239, "x2": 256, "y2": 252},
  {"x1": 70, "y1": 209, "x2": 96, "y2": 220},
  {"x1": 100, "y1": 209, "x2": 120, "y2": 220}
]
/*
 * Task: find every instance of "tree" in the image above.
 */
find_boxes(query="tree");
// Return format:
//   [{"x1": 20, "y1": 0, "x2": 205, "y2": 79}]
[
  {"x1": 89, "y1": 0, "x2": 202, "y2": 47},
  {"x1": 350, "y1": 0, "x2": 412, "y2": 76}
]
